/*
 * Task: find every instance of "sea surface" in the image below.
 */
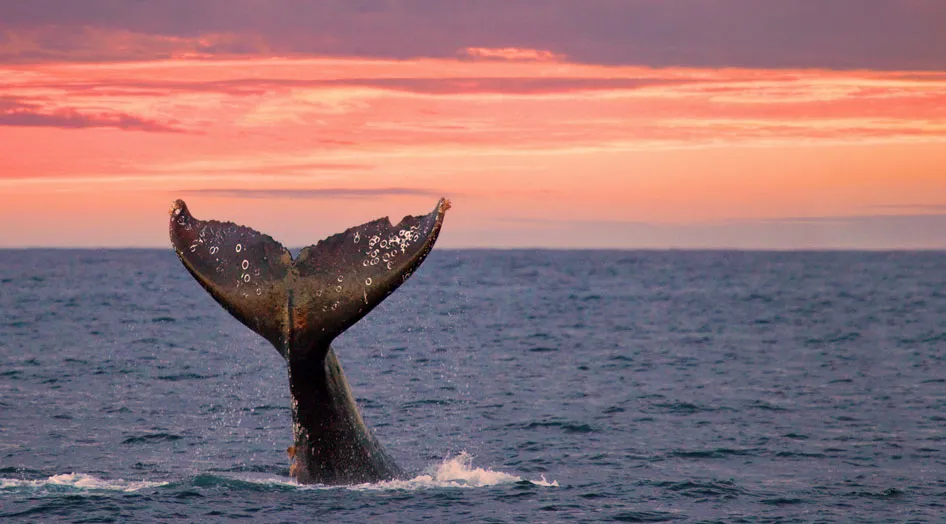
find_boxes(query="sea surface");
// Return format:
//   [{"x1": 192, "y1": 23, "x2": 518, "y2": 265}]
[{"x1": 1, "y1": 249, "x2": 945, "y2": 523}]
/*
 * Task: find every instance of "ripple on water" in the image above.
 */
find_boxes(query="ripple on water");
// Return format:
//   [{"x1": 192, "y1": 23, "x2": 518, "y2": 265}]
[
  {"x1": 611, "y1": 510, "x2": 682, "y2": 522},
  {"x1": 121, "y1": 433, "x2": 184, "y2": 445},
  {"x1": 668, "y1": 448, "x2": 758, "y2": 459},
  {"x1": 648, "y1": 479, "x2": 745, "y2": 500},
  {"x1": 513, "y1": 420, "x2": 599, "y2": 434},
  {"x1": 647, "y1": 402, "x2": 724, "y2": 415},
  {"x1": 156, "y1": 373, "x2": 217, "y2": 381}
]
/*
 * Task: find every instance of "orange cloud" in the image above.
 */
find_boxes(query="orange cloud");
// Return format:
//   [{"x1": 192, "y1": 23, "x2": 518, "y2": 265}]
[{"x1": 0, "y1": 52, "x2": 944, "y2": 248}]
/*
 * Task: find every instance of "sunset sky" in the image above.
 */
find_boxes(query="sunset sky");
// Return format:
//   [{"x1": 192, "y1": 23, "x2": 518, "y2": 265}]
[{"x1": 1, "y1": 1, "x2": 945, "y2": 249}]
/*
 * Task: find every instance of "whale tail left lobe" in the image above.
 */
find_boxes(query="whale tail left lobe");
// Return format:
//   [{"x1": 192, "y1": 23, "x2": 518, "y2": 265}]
[{"x1": 168, "y1": 198, "x2": 450, "y2": 361}]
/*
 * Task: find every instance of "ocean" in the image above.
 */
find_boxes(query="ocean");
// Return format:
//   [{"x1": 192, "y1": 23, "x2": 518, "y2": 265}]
[{"x1": 1, "y1": 249, "x2": 945, "y2": 522}]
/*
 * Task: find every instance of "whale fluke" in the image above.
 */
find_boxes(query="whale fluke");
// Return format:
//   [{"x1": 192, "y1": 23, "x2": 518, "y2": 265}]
[
  {"x1": 169, "y1": 198, "x2": 450, "y2": 361},
  {"x1": 169, "y1": 198, "x2": 450, "y2": 484}
]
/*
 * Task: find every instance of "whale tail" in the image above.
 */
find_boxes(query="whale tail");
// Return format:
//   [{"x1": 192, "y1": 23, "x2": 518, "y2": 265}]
[
  {"x1": 168, "y1": 198, "x2": 450, "y2": 362},
  {"x1": 169, "y1": 198, "x2": 449, "y2": 484}
]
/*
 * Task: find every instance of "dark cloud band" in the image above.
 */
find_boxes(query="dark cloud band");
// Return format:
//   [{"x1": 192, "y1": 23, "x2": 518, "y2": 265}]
[
  {"x1": 1, "y1": 0, "x2": 943, "y2": 70},
  {"x1": 0, "y1": 98, "x2": 183, "y2": 132}
]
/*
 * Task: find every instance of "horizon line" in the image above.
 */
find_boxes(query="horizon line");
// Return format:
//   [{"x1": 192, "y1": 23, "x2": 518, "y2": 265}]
[{"x1": 2, "y1": 246, "x2": 945, "y2": 253}]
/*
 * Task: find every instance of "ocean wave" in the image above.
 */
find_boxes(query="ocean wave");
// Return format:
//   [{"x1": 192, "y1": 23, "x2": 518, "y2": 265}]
[
  {"x1": 0, "y1": 454, "x2": 557, "y2": 495},
  {"x1": 0, "y1": 473, "x2": 167, "y2": 493},
  {"x1": 213, "y1": 452, "x2": 558, "y2": 491}
]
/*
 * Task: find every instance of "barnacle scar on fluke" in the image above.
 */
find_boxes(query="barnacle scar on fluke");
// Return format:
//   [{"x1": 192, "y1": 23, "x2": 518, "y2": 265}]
[{"x1": 168, "y1": 198, "x2": 450, "y2": 484}]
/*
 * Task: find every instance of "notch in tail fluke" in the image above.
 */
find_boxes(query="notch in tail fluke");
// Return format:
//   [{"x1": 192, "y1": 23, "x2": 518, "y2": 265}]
[{"x1": 169, "y1": 198, "x2": 450, "y2": 362}]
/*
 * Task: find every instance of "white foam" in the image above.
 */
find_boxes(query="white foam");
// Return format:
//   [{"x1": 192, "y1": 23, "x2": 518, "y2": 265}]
[
  {"x1": 352, "y1": 452, "x2": 559, "y2": 491},
  {"x1": 0, "y1": 473, "x2": 167, "y2": 492}
]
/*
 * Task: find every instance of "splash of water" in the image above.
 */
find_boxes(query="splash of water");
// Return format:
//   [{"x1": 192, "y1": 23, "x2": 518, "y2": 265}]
[{"x1": 357, "y1": 451, "x2": 559, "y2": 490}]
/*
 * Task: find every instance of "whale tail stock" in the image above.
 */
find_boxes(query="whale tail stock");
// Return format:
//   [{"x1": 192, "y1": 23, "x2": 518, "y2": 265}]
[{"x1": 168, "y1": 198, "x2": 450, "y2": 362}]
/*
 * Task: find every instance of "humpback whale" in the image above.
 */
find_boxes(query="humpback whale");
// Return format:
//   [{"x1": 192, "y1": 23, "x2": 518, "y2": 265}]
[{"x1": 168, "y1": 198, "x2": 450, "y2": 484}]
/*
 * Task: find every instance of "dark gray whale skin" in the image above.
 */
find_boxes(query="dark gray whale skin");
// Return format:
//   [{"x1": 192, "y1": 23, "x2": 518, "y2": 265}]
[{"x1": 168, "y1": 198, "x2": 450, "y2": 485}]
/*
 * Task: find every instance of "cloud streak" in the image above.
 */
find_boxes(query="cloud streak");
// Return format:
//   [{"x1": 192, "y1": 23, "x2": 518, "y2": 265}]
[
  {"x1": 178, "y1": 188, "x2": 445, "y2": 199},
  {"x1": 0, "y1": 107, "x2": 183, "y2": 132},
  {"x1": 864, "y1": 204, "x2": 946, "y2": 212},
  {"x1": 0, "y1": 97, "x2": 184, "y2": 132},
  {"x1": 19, "y1": 76, "x2": 699, "y2": 97},
  {"x1": 484, "y1": 214, "x2": 946, "y2": 250},
  {"x1": 760, "y1": 213, "x2": 946, "y2": 224}
]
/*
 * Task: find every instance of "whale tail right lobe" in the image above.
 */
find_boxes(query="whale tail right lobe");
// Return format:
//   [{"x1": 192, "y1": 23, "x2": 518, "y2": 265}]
[{"x1": 168, "y1": 198, "x2": 450, "y2": 362}]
